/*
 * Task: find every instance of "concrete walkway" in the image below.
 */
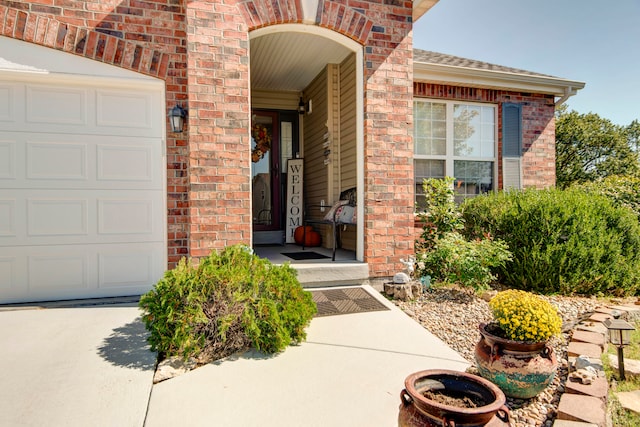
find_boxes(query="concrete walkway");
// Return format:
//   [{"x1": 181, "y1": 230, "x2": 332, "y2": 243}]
[
  {"x1": 0, "y1": 304, "x2": 155, "y2": 427},
  {"x1": 1, "y1": 286, "x2": 469, "y2": 427}
]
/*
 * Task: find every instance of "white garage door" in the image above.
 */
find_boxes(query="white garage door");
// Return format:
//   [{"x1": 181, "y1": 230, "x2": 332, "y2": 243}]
[{"x1": 0, "y1": 49, "x2": 166, "y2": 304}]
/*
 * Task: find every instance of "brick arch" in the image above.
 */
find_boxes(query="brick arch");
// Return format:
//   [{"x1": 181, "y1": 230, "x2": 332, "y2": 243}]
[
  {"x1": 238, "y1": 0, "x2": 372, "y2": 44},
  {"x1": 0, "y1": 6, "x2": 170, "y2": 79}
]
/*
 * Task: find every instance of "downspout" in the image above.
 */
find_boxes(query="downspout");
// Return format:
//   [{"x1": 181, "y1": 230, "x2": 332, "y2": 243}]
[{"x1": 555, "y1": 86, "x2": 577, "y2": 106}]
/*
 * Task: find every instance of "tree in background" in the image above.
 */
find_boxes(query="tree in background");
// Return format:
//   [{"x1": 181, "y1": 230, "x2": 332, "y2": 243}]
[
  {"x1": 628, "y1": 119, "x2": 640, "y2": 152},
  {"x1": 555, "y1": 106, "x2": 639, "y2": 188}
]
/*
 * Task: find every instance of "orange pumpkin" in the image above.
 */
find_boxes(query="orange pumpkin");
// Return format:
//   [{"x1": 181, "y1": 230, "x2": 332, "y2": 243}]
[
  {"x1": 305, "y1": 230, "x2": 321, "y2": 247},
  {"x1": 294, "y1": 226, "x2": 321, "y2": 247},
  {"x1": 294, "y1": 226, "x2": 312, "y2": 245}
]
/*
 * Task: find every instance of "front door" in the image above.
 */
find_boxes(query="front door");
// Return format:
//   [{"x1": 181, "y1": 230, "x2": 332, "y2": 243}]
[{"x1": 252, "y1": 110, "x2": 299, "y2": 245}]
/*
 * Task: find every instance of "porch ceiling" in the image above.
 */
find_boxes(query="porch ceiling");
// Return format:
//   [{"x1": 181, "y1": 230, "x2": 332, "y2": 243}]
[{"x1": 250, "y1": 32, "x2": 351, "y2": 92}]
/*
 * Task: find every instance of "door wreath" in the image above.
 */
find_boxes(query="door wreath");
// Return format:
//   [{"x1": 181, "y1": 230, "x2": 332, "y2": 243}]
[{"x1": 251, "y1": 123, "x2": 272, "y2": 163}]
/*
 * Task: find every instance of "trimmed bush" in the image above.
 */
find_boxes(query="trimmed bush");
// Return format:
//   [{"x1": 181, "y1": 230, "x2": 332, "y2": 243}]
[
  {"x1": 139, "y1": 245, "x2": 316, "y2": 362},
  {"x1": 461, "y1": 188, "x2": 640, "y2": 296}
]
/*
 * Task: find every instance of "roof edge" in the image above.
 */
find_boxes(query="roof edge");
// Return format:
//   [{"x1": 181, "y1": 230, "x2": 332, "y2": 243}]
[
  {"x1": 413, "y1": 0, "x2": 439, "y2": 22},
  {"x1": 414, "y1": 61, "x2": 585, "y2": 97}
]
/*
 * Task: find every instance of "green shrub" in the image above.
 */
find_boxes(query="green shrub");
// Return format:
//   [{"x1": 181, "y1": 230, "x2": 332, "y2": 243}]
[
  {"x1": 415, "y1": 177, "x2": 512, "y2": 291},
  {"x1": 415, "y1": 177, "x2": 464, "y2": 252},
  {"x1": 139, "y1": 245, "x2": 316, "y2": 361},
  {"x1": 415, "y1": 232, "x2": 512, "y2": 292},
  {"x1": 574, "y1": 175, "x2": 640, "y2": 219},
  {"x1": 462, "y1": 188, "x2": 640, "y2": 296}
]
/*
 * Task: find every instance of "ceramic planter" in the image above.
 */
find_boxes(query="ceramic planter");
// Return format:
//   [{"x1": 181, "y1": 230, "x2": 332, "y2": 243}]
[
  {"x1": 399, "y1": 369, "x2": 511, "y2": 426},
  {"x1": 475, "y1": 323, "x2": 558, "y2": 399}
]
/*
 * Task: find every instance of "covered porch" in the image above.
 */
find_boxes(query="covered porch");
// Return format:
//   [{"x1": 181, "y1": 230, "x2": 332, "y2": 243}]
[{"x1": 249, "y1": 25, "x2": 365, "y2": 265}]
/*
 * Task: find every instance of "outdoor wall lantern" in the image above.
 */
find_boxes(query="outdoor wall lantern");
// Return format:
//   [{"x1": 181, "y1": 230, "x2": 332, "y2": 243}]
[
  {"x1": 298, "y1": 97, "x2": 312, "y2": 115},
  {"x1": 168, "y1": 104, "x2": 187, "y2": 133},
  {"x1": 604, "y1": 318, "x2": 635, "y2": 380}
]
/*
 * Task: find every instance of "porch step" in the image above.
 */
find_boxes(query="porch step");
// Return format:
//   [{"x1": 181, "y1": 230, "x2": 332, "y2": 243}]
[{"x1": 292, "y1": 263, "x2": 370, "y2": 288}]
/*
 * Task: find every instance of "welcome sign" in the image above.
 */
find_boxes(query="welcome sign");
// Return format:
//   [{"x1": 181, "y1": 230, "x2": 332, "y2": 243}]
[{"x1": 285, "y1": 158, "x2": 304, "y2": 243}]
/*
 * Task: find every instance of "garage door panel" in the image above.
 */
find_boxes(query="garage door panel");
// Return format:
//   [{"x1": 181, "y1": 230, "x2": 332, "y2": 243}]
[
  {"x1": 98, "y1": 199, "x2": 153, "y2": 235},
  {"x1": 29, "y1": 254, "x2": 89, "y2": 291},
  {"x1": 27, "y1": 199, "x2": 88, "y2": 236},
  {"x1": 0, "y1": 256, "x2": 18, "y2": 295},
  {"x1": 26, "y1": 141, "x2": 87, "y2": 180},
  {"x1": 26, "y1": 85, "x2": 87, "y2": 126},
  {"x1": 0, "y1": 199, "x2": 15, "y2": 236},
  {"x1": 97, "y1": 144, "x2": 153, "y2": 182},
  {"x1": 98, "y1": 247, "x2": 162, "y2": 288},
  {"x1": 0, "y1": 140, "x2": 16, "y2": 179},
  {"x1": 1, "y1": 189, "x2": 163, "y2": 246},
  {"x1": 1, "y1": 81, "x2": 163, "y2": 138},
  {"x1": 0, "y1": 84, "x2": 16, "y2": 122},
  {"x1": 0, "y1": 243, "x2": 164, "y2": 303},
  {"x1": 96, "y1": 90, "x2": 153, "y2": 130},
  {"x1": 0, "y1": 132, "x2": 162, "y2": 190}
]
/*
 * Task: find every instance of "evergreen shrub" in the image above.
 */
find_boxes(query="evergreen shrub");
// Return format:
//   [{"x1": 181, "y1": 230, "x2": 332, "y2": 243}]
[
  {"x1": 462, "y1": 188, "x2": 640, "y2": 296},
  {"x1": 139, "y1": 245, "x2": 316, "y2": 362}
]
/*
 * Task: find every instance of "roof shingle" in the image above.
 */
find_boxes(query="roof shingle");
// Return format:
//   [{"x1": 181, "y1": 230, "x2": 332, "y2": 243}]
[{"x1": 413, "y1": 49, "x2": 559, "y2": 79}]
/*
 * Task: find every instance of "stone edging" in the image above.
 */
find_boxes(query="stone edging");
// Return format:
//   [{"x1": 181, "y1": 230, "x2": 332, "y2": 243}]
[{"x1": 554, "y1": 304, "x2": 640, "y2": 427}]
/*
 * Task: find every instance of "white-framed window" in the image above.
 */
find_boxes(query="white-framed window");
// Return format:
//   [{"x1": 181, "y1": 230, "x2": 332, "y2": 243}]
[{"x1": 414, "y1": 99, "x2": 497, "y2": 205}]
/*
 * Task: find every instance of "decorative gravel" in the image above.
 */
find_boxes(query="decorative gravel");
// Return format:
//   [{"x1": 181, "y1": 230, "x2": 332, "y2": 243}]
[{"x1": 393, "y1": 287, "x2": 601, "y2": 427}]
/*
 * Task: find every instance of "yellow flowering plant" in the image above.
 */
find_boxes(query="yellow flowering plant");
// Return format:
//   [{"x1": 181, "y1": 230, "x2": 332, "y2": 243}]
[{"x1": 489, "y1": 290, "x2": 562, "y2": 342}]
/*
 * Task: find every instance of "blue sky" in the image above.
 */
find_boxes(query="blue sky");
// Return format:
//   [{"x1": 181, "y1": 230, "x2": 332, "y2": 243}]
[{"x1": 413, "y1": 0, "x2": 640, "y2": 127}]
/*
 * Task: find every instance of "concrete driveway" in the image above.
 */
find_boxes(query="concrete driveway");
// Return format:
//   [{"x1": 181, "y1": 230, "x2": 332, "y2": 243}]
[
  {"x1": 0, "y1": 303, "x2": 155, "y2": 427},
  {"x1": 0, "y1": 287, "x2": 469, "y2": 427}
]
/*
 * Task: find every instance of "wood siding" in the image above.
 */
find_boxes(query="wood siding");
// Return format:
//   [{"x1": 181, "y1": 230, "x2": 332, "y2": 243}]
[
  {"x1": 251, "y1": 89, "x2": 300, "y2": 110},
  {"x1": 303, "y1": 66, "x2": 329, "y2": 223},
  {"x1": 339, "y1": 53, "x2": 357, "y2": 250}
]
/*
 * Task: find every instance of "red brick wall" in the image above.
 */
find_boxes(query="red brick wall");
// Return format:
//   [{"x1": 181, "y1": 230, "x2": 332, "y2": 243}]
[
  {"x1": 1, "y1": 0, "x2": 417, "y2": 279},
  {"x1": 414, "y1": 83, "x2": 557, "y2": 189}
]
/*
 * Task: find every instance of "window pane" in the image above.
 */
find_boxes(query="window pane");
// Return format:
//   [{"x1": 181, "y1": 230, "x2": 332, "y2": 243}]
[
  {"x1": 453, "y1": 160, "x2": 493, "y2": 202},
  {"x1": 414, "y1": 101, "x2": 447, "y2": 156},
  {"x1": 454, "y1": 104, "x2": 495, "y2": 158},
  {"x1": 414, "y1": 159, "x2": 445, "y2": 208}
]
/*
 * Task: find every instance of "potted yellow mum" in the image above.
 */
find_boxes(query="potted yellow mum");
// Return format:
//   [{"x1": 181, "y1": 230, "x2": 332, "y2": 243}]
[{"x1": 475, "y1": 290, "x2": 562, "y2": 399}]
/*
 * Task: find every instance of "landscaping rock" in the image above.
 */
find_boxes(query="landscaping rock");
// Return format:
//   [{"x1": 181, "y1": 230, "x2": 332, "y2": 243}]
[
  {"x1": 556, "y1": 394, "x2": 606, "y2": 426},
  {"x1": 571, "y1": 330, "x2": 606, "y2": 349},
  {"x1": 573, "y1": 355, "x2": 601, "y2": 372},
  {"x1": 384, "y1": 281, "x2": 421, "y2": 301},
  {"x1": 569, "y1": 367, "x2": 597, "y2": 385},
  {"x1": 567, "y1": 342, "x2": 602, "y2": 359},
  {"x1": 565, "y1": 376, "x2": 608, "y2": 399},
  {"x1": 393, "y1": 272, "x2": 411, "y2": 284},
  {"x1": 615, "y1": 390, "x2": 640, "y2": 415},
  {"x1": 607, "y1": 354, "x2": 640, "y2": 378}
]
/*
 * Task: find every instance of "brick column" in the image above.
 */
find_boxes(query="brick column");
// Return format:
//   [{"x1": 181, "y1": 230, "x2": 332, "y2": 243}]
[
  {"x1": 362, "y1": 2, "x2": 415, "y2": 278},
  {"x1": 186, "y1": 1, "x2": 252, "y2": 258}
]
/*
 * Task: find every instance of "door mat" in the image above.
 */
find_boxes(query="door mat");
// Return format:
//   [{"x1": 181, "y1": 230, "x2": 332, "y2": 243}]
[
  {"x1": 311, "y1": 287, "x2": 390, "y2": 317},
  {"x1": 282, "y1": 251, "x2": 330, "y2": 260}
]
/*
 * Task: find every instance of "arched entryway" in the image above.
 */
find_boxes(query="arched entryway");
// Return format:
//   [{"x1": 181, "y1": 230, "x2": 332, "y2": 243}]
[{"x1": 249, "y1": 24, "x2": 364, "y2": 262}]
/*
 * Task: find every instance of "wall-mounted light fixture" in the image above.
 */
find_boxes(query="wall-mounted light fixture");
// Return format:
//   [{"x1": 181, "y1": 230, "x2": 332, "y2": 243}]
[
  {"x1": 168, "y1": 104, "x2": 187, "y2": 133},
  {"x1": 298, "y1": 97, "x2": 306, "y2": 115},
  {"x1": 298, "y1": 97, "x2": 312, "y2": 116},
  {"x1": 604, "y1": 318, "x2": 635, "y2": 380}
]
